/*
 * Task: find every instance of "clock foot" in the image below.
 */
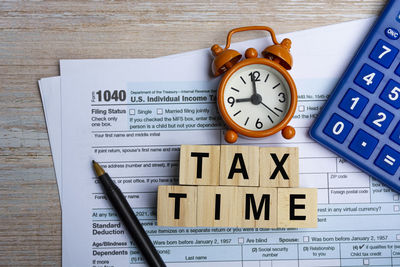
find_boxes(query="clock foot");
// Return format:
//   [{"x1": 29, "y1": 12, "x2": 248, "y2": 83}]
[
  {"x1": 282, "y1": 126, "x2": 295, "y2": 139},
  {"x1": 225, "y1": 130, "x2": 238, "y2": 143}
]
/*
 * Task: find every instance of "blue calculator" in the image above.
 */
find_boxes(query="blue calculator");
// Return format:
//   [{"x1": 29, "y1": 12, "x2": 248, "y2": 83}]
[{"x1": 310, "y1": 0, "x2": 400, "y2": 193}]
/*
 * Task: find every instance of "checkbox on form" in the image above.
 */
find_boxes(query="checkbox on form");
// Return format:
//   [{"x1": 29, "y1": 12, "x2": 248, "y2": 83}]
[
  {"x1": 157, "y1": 108, "x2": 163, "y2": 115},
  {"x1": 298, "y1": 105, "x2": 305, "y2": 112},
  {"x1": 129, "y1": 109, "x2": 135, "y2": 115}
]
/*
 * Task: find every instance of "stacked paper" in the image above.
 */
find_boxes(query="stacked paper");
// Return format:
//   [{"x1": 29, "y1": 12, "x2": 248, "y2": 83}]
[{"x1": 39, "y1": 18, "x2": 400, "y2": 267}]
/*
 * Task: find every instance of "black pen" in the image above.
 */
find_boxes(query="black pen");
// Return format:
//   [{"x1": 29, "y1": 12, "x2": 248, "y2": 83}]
[{"x1": 92, "y1": 160, "x2": 166, "y2": 267}]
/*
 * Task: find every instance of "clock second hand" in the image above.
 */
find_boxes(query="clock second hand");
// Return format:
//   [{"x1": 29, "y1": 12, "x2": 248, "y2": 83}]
[{"x1": 261, "y1": 102, "x2": 279, "y2": 117}]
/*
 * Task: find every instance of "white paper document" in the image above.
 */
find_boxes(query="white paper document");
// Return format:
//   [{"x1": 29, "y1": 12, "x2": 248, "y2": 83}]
[{"x1": 40, "y1": 18, "x2": 400, "y2": 266}]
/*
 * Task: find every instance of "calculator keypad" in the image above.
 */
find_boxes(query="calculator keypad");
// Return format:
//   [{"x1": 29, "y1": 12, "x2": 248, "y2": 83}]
[
  {"x1": 390, "y1": 121, "x2": 400, "y2": 146},
  {"x1": 349, "y1": 129, "x2": 378, "y2": 159},
  {"x1": 364, "y1": 104, "x2": 394, "y2": 134},
  {"x1": 323, "y1": 113, "x2": 353, "y2": 143},
  {"x1": 354, "y1": 64, "x2": 384, "y2": 93},
  {"x1": 379, "y1": 79, "x2": 400, "y2": 108},
  {"x1": 369, "y1": 39, "x2": 398, "y2": 68},
  {"x1": 310, "y1": 0, "x2": 400, "y2": 193},
  {"x1": 338, "y1": 89, "x2": 369, "y2": 118},
  {"x1": 395, "y1": 63, "x2": 400, "y2": 77},
  {"x1": 374, "y1": 145, "x2": 400, "y2": 175}
]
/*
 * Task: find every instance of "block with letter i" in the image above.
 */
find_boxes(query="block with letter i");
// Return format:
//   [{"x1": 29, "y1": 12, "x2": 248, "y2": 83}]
[
  {"x1": 277, "y1": 188, "x2": 317, "y2": 228},
  {"x1": 197, "y1": 186, "x2": 238, "y2": 227},
  {"x1": 157, "y1": 185, "x2": 197, "y2": 227},
  {"x1": 260, "y1": 147, "x2": 299, "y2": 188},
  {"x1": 219, "y1": 145, "x2": 259, "y2": 186},
  {"x1": 179, "y1": 145, "x2": 220, "y2": 185}
]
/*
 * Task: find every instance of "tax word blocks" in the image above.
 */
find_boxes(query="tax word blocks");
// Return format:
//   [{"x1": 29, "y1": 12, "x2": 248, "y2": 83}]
[{"x1": 157, "y1": 145, "x2": 317, "y2": 228}]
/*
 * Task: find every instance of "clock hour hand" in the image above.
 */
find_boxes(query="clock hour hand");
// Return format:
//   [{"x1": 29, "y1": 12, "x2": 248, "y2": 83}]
[
  {"x1": 236, "y1": 97, "x2": 252, "y2": 103},
  {"x1": 261, "y1": 102, "x2": 279, "y2": 117}
]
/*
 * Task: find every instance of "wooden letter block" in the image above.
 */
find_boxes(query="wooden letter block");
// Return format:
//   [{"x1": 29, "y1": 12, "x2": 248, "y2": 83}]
[
  {"x1": 219, "y1": 145, "x2": 259, "y2": 187},
  {"x1": 179, "y1": 145, "x2": 220, "y2": 186},
  {"x1": 157, "y1": 185, "x2": 197, "y2": 227},
  {"x1": 259, "y1": 147, "x2": 299, "y2": 188},
  {"x1": 238, "y1": 187, "x2": 277, "y2": 228},
  {"x1": 277, "y1": 188, "x2": 317, "y2": 228},
  {"x1": 197, "y1": 186, "x2": 238, "y2": 227}
]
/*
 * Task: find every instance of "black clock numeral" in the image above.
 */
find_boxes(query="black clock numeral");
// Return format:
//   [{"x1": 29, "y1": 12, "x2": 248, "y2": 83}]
[
  {"x1": 255, "y1": 118, "x2": 263, "y2": 129},
  {"x1": 244, "y1": 117, "x2": 249, "y2": 126},
  {"x1": 227, "y1": 97, "x2": 235, "y2": 107},
  {"x1": 248, "y1": 71, "x2": 260, "y2": 82},
  {"x1": 240, "y1": 76, "x2": 246, "y2": 84},
  {"x1": 278, "y1": 92, "x2": 286, "y2": 103}
]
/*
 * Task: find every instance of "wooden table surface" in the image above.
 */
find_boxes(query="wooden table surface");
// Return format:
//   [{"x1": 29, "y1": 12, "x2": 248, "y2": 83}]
[{"x1": 0, "y1": 0, "x2": 386, "y2": 265}]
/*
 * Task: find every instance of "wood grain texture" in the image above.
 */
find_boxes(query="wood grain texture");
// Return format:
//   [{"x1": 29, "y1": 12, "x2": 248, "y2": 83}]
[{"x1": 0, "y1": 0, "x2": 384, "y2": 265}]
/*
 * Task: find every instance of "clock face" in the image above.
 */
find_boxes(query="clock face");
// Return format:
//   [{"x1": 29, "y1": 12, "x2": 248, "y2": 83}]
[{"x1": 222, "y1": 63, "x2": 292, "y2": 131}]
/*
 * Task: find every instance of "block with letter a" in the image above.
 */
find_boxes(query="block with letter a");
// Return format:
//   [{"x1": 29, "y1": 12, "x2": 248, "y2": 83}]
[{"x1": 219, "y1": 145, "x2": 259, "y2": 186}]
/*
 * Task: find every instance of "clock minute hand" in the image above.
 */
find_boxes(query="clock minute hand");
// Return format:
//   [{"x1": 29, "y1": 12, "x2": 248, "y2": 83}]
[
  {"x1": 236, "y1": 98, "x2": 252, "y2": 103},
  {"x1": 251, "y1": 73, "x2": 257, "y2": 95},
  {"x1": 261, "y1": 102, "x2": 279, "y2": 117}
]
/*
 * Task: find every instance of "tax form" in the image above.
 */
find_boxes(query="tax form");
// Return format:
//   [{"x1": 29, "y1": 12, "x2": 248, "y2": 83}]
[{"x1": 41, "y1": 18, "x2": 400, "y2": 266}]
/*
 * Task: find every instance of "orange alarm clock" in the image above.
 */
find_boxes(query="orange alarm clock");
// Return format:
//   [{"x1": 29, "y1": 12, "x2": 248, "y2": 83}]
[{"x1": 211, "y1": 26, "x2": 297, "y2": 143}]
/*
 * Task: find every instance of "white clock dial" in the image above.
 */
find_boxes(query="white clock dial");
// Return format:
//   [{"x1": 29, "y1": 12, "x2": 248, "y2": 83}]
[{"x1": 223, "y1": 64, "x2": 291, "y2": 131}]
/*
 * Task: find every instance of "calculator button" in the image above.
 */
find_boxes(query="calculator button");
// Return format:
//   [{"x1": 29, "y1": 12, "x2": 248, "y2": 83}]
[
  {"x1": 338, "y1": 89, "x2": 369, "y2": 118},
  {"x1": 369, "y1": 39, "x2": 399, "y2": 68},
  {"x1": 374, "y1": 145, "x2": 400, "y2": 175},
  {"x1": 323, "y1": 113, "x2": 353, "y2": 143},
  {"x1": 379, "y1": 79, "x2": 400, "y2": 109},
  {"x1": 395, "y1": 63, "x2": 400, "y2": 77},
  {"x1": 385, "y1": 27, "x2": 399, "y2": 40},
  {"x1": 364, "y1": 104, "x2": 394, "y2": 134},
  {"x1": 390, "y1": 121, "x2": 400, "y2": 146},
  {"x1": 354, "y1": 64, "x2": 384, "y2": 93},
  {"x1": 349, "y1": 129, "x2": 379, "y2": 159}
]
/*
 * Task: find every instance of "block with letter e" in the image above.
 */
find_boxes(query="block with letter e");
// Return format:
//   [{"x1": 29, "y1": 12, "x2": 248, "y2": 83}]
[
  {"x1": 157, "y1": 185, "x2": 197, "y2": 227},
  {"x1": 277, "y1": 188, "x2": 317, "y2": 228}
]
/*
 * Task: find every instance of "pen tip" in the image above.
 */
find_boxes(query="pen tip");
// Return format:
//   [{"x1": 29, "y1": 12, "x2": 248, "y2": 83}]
[{"x1": 92, "y1": 160, "x2": 105, "y2": 176}]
